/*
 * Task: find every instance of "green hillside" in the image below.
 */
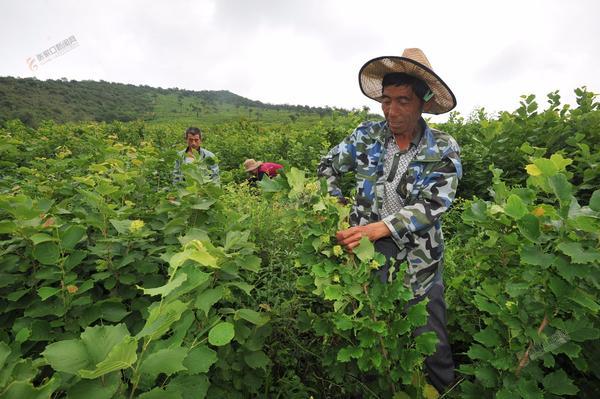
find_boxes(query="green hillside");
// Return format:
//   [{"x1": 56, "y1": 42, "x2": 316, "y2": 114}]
[{"x1": 0, "y1": 76, "x2": 361, "y2": 127}]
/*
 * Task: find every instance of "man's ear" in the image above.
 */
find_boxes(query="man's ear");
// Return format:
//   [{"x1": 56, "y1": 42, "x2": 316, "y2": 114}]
[{"x1": 422, "y1": 99, "x2": 433, "y2": 113}]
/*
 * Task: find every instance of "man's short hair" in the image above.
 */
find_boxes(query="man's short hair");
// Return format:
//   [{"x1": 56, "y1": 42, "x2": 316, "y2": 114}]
[
  {"x1": 185, "y1": 127, "x2": 203, "y2": 139},
  {"x1": 382, "y1": 73, "x2": 431, "y2": 102}
]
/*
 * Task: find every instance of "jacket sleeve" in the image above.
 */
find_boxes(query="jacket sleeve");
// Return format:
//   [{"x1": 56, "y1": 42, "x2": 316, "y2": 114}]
[
  {"x1": 382, "y1": 150, "x2": 461, "y2": 241},
  {"x1": 210, "y1": 163, "x2": 220, "y2": 184},
  {"x1": 317, "y1": 130, "x2": 358, "y2": 198},
  {"x1": 172, "y1": 157, "x2": 183, "y2": 184}
]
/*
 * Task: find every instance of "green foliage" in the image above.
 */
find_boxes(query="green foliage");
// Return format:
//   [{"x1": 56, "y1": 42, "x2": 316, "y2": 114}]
[{"x1": 0, "y1": 87, "x2": 598, "y2": 398}]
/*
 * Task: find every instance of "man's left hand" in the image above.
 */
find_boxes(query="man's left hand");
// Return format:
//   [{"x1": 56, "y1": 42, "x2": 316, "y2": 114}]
[{"x1": 336, "y1": 221, "x2": 391, "y2": 251}]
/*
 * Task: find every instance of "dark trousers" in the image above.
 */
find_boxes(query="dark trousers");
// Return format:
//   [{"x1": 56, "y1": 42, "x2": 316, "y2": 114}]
[{"x1": 374, "y1": 238, "x2": 455, "y2": 393}]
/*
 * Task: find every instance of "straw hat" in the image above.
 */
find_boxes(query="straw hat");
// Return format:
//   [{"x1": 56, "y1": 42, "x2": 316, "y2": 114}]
[
  {"x1": 358, "y1": 48, "x2": 456, "y2": 114},
  {"x1": 243, "y1": 159, "x2": 262, "y2": 172}
]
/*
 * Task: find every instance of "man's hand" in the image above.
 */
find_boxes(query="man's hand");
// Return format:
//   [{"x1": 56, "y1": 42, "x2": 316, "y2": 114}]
[{"x1": 336, "y1": 221, "x2": 391, "y2": 251}]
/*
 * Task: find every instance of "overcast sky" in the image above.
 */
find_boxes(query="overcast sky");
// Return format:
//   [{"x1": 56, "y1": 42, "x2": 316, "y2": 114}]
[{"x1": 1, "y1": 0, "x2": 599, "y2": 121}]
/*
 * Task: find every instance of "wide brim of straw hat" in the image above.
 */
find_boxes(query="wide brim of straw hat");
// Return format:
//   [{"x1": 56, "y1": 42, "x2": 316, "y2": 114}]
[
  {"x1": 243, "y1": 159, "x2": 263, "y2": 172},
  {"x1": 358, "y1": 48, "x2": 456, "y2": 114}
]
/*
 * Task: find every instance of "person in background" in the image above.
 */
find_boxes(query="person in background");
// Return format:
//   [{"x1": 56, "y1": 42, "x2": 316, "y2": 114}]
[
  {"x1": 317, "y1": 48, "x2": 462, "y2": 394},
  {"x1": 173, "y1": 127, "x2": 219, "y2": 184},
  {"x1": 243, "y1": 159, "x2": 283, "y2": 183}
]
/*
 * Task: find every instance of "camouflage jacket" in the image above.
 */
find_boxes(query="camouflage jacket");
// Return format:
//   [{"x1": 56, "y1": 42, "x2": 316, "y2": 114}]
[
  {"x1": 173, "y1": 147, "x2": 220, "y2": 184},
  {"x1": 317, "y1": 119, "x2": 462, "y2": 297}
]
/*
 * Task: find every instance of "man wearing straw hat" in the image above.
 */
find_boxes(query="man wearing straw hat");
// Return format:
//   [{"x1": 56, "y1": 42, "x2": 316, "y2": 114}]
[{"x1": 318, "y1": 48, "x2": 461, "y2": 393}]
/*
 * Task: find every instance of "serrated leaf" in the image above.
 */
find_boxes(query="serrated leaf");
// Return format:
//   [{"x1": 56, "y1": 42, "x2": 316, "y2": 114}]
[
  {"x1": 474, "y1": 327, "x2": 502, "y2": 347},
  {"x1": 240, "y1": 255, "x2": 261, "y2": 272},
  {"x1": 467, "y1": 343, "x2": 494, "y2": 361},
  {"x1": 324, "y1": 284, "x2": 343, "y2": 301},
  {"x1": 525, "y1": 164, "x2": 542, "y2": 176},
  {"x1": 520, "y1": 245, "x2": 554, "y2": 267},
  {"x1": 504, "y1": 194, "x2": 527, "y2": 219},
  {"x1": 42, "y1": 339, "x2": 90, "y2": 374},
  {"x1": 557, "y1": 241, "x2": 600, "y2": 264},
  {"x1": 139, "y1": 347, "x2": 187, "y2": 378},
  {"x1": 548, "y1": 174, "x2": 572, "y2": 206},
  {"x1": 208, "y1": 322, "x2": 234, "y2": 346},
  {"x1": 138, "y1": 388, "x2": 181, "y2": 399},
  {"x1": 533, "y1": 158, "x2": 558, "y2": 176},
  {"x1": 568, "y1": 288, "x2": 599, "y2": 312},
  {"x1": 550, "y1": 153, "x2": 573, "y2": 171},
  {"x1": 0, "y1": 220, "x2": 16, "y2": 234},
  {"x1": 244, "y1": 350, "x2": 270, "y2": 370},
  {"x1": 415, "y1": 332, "x2": 438, "y2": 355},
  {"x1": 517, "y1": 214, "x2": 540, "y2": 242},
  {"x1": 407, "y1": 301, "x2": 429, "y2": 327},
  {"x1": 542, "y1": 369, "x2": 578, "y2": 395},
  {"x1": 354, "y1": 236, "x2": 374, "y2": 262},
  {"x1": 182, "y1": 344, "x2": 217, "y2": 374}
]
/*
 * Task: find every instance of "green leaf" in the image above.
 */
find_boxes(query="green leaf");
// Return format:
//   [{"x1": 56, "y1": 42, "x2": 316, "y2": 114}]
[
  {"x1": 109, "y1": 219, "x2": 132, "y2": 235},
  {"x1": 568, "y1": 288, "x2": 599, "y2": 312},
  {"x1": 542, "y1": 369, "x2": 579, "y2": 395},
  {"x1": 60, "y1": 225, "x2": 87, "y2": 250},
  {"x1": 139, "y1": 347, "x2": 188, "y2": 378},
  {"x1": 235, "y1": 308, "x2": 270, "y2": 326},
  {"x1": 139, "y1": 273, "x2": 187, "y2": 297},
  {"x1": 467, "y1": 344, "x2": 494, "y2": 361},
  {"x1": 240, "y1": 255, "x2": 261, "y2": 272},
  {"x1": 136, "y1": 300, "x2": 188, "y2": 340},
  {"x1": 550, "y1": 153, "x2": 573, "y2": 171},
  {"x1": 473, "y1": 365, "x2": 497, "y2": 388},
  {"x1": 244, "y1": 350, "x2": 270, "y2": 370},
  {"x1": 226, "y1": 281, "x2": 255, "y2": 296},
  {"x1": 38, "y1": 286, "x2": 61, "y2": 301},
  {"x1": 533, "y1": 158, "x2": 558, "y2": 176},
  {"x1": 0, "y1": 341, "x2": 11, "y2": 370},
  {"x1": 548, "y1": 174, "x2": 572, "y2": 206},
  {"x1": 589, "y1": 189, "x2": 600, "y2": 212},
  {"x1": 1, "y1": 377, "x2": 60, "y2": 399},
  {"x1": 67, "y1": 372, "x2": 120, "y2": 399},
  {"x1": 520, "y1": 245, "x2": 554, "y2": 267},
  {"x1": 0, "y1": 220, "x2": 16, "y2": 234},
  {"x1": 79, "y1": 336, "x2": 138, "y2": 379},
  {"x1": 415, "y1": 332, "x2": 438, "y2": 355},
  {"x1": 517, "y1": 378, "x2": 543, "y2": 399},
  {"x1": 557, "y1": 241, "x2": 600, "y2": 264},
  {"x1": 194, "y1": 287, "x2": 223, "y2": 316},
  {"x1": 504, "y1": 194, "x2": 527, "y2": 219},
  {"x1": 324, "y1": 284, "x2": 343, "y2": 301},
  {"x1": 182, "y1": 344, "x2": 217, "y2": 374},
  {"x1": 286, "y1": 167, "x2": 306, "y2": 195},
  {"x1": 30, "y1": 233, "x2": 55, "y2": 245},
  {"x1": 208, "y1": 322, "x2": 235, "y2": 346},
  {"x1": 354, "y1": 236, "x2": 374, "y2": 262},
  {"x1": 138, "y1": 388, "x2": 182, "y2": 399},
  {"x1": 407, "y1": 301, "x2": 428, "y2": 327},
  {"x1": 517, "y1": 214, "x2": 540, "y2": 242},
  {"x1": 32, "y1": 242, "x2": 60, "y2": 265},
  {"x1": 474, "y1": 327, "x2": 502, "y2": 347},
  {"x1": 166, "y1": 375, "x2": 209, "y2": 399},
  {"x1": 43, "y1": 339, "x2": 90, "y2": 374}
]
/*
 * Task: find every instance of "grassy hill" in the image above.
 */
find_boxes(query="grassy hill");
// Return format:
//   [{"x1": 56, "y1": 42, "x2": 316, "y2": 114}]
[{"x1": 0, "y1": 76, "x2": 360, "y2": 127}]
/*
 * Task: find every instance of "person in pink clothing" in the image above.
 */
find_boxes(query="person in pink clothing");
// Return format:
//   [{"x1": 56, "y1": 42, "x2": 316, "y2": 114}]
[{"x1": 243, "y1": 159, "x2": 283, "y2": 183}]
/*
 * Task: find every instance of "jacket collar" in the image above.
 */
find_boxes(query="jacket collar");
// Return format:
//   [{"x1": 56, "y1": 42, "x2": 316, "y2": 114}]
[{"x1": 376, "y1": 118, "x2": 443, "y2": 162}]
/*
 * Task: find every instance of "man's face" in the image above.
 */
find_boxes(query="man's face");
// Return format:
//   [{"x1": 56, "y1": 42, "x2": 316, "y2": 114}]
[
  {"x1": 381, "y1": 84, "x2": 424, "y2": 136},
  {"x1": 186, "y1": 133, "x2": 201, "y2": 150}
]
